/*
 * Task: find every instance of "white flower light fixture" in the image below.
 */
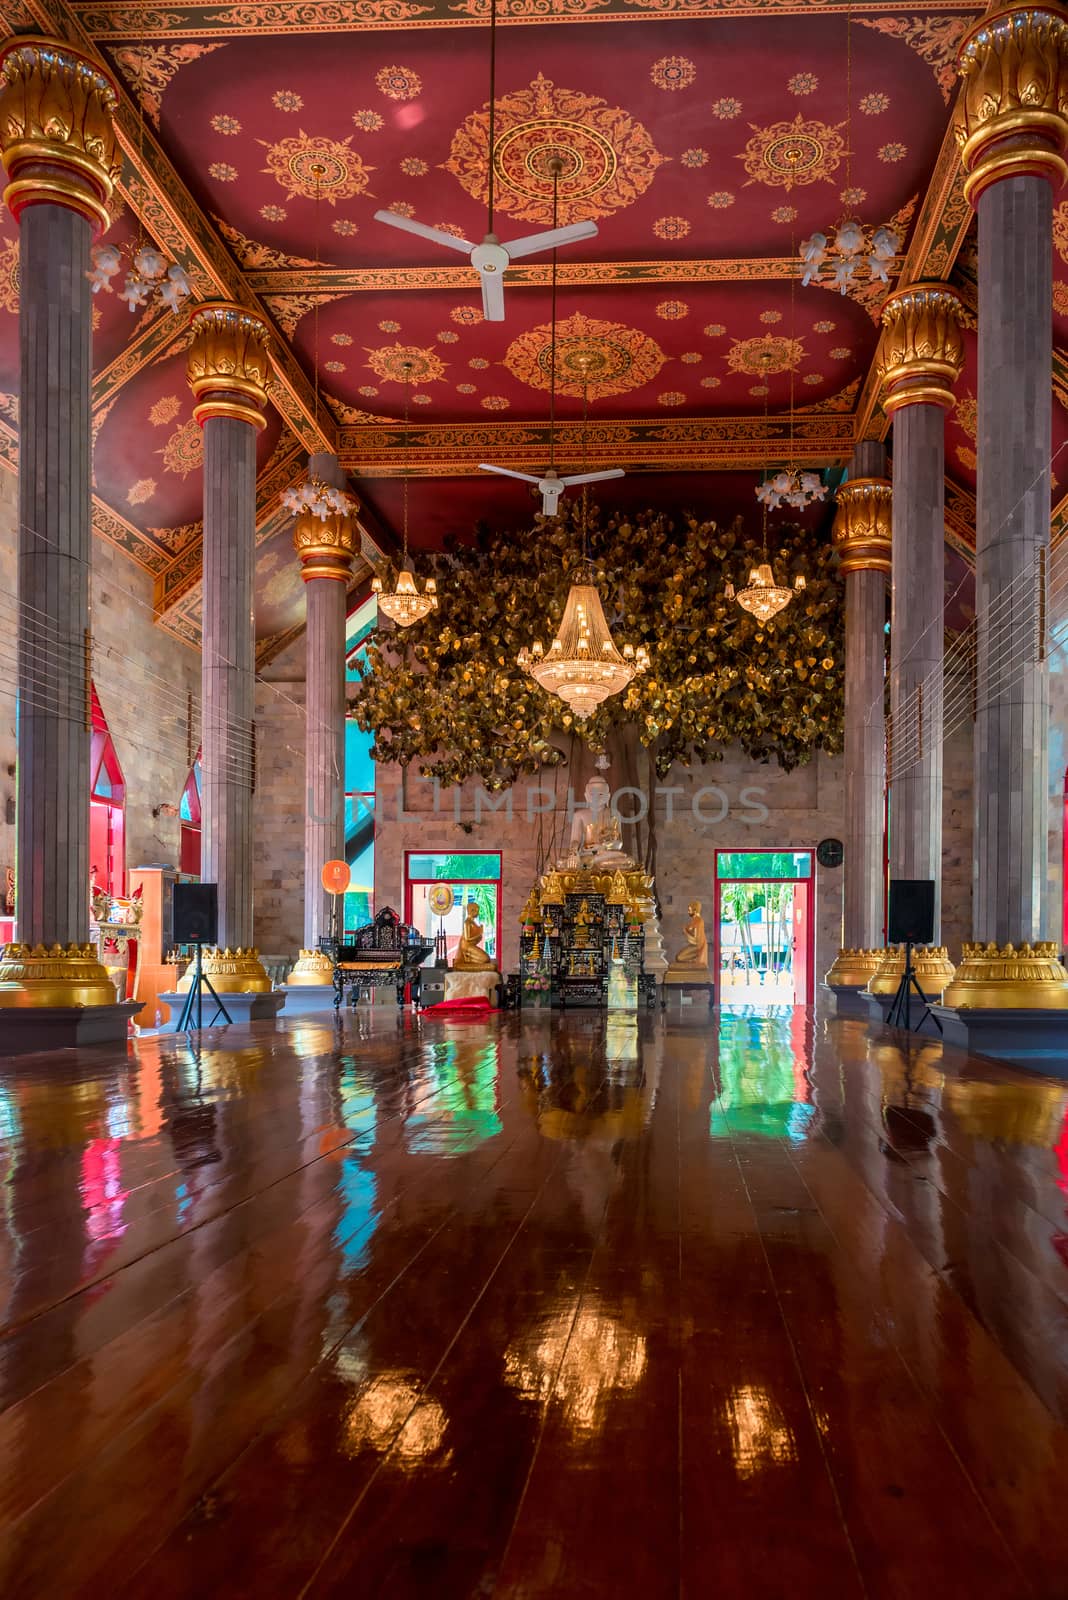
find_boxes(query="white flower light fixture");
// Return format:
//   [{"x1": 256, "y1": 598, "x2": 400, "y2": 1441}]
[
  {"x1": 756, "y1": 469, "x2": 827, "y2": 511},
  {"x1": 88, "y1": 241, "x2": 192, "y2": 313},
  {"x1": 799, "y1": 220, "x2": 901, "y2": 296}
]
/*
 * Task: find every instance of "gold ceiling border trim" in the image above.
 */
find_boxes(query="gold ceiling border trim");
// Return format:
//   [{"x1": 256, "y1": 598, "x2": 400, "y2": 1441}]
[
  {"x1": 337, "y1": 413, "x2": 856, "y2": 473},
  {"x1": 73, "y1": 0, "x2": 982, "y2": 39},
  {"x1": 248, "y1": 257, "x2": 815, "y2": 297}
]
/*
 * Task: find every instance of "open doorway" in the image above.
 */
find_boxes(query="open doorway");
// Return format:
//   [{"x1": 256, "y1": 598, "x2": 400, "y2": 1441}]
[{"x1": 713, "y1": 850, "x2": 815, "y2": 1006}]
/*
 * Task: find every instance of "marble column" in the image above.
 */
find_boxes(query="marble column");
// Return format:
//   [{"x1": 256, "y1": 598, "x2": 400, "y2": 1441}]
[
  {"x1": 877, "y1": 284, "x2": 966, "y2": 949},
  {"x1": 288, "y1": 454, "x2": 358, "y2": 980},
  {"x1": 825, "y1": 444, "x2": 891, "y2": 993},
  {"x1": 186, "y1": 302, "x2": 271, "y2": 987},
  {"x1": 943, "y1": 3, "x2": 1068, "y2": 1015},
  {"x1": 0, "y1": 37, "x2": 127, "y2": 1015}
]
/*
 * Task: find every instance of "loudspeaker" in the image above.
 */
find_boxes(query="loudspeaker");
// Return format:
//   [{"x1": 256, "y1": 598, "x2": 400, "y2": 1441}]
[
  {"x1": 173, "y1": 882, "x2": 218, "y2": 946},
  {"x1": 887, "y1": 878, "x2": 935, "y2": 946}
]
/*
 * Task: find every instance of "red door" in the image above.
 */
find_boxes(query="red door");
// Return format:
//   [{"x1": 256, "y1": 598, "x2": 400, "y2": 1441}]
[{"x1": 791, "y1": 880, "x2": 813, "y2": 1005}]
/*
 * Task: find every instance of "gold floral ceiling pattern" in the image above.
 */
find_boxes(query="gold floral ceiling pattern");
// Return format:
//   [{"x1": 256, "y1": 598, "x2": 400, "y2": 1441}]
[
  {"x1": 365, "y1": 342, "x2": 447, "y2": 386},
  {"x1": 503, "y1": 311, "x2": 666, "y2": 398},
  {"x1": 444, "y1": 73, "x2": 666, "y2": 225},
  {"x1": 739, "y1": 114, "x2": 849, "y2": 191},
  {"x1": 261, "y1": 132, "x2": 375, "y2": 205},
  {"x1": 725, "y1": 333, "x2": 806, "y2": 376}
]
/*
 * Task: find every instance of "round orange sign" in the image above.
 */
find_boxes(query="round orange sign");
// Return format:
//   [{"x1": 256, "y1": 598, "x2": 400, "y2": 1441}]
[{"x1": 321, "y1": 859, "x2": 351, "y2": 895}]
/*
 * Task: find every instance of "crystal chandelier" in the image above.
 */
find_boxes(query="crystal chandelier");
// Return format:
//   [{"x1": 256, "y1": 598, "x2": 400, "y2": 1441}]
[
  {"x1": 726, "y1": 563, "x2": 806, "y2": 623},
  {"x1": 372, "y1": 360, "x2": 438, "y2": 627},
  {"x1": 518, "y1": 580, "x2": 649, "y2": 721},
  {"x1": 88, "y1": 5, "x2": 191, "y2": 315}
]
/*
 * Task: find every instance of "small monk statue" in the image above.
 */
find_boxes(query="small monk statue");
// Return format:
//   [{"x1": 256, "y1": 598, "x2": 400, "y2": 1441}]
[
  {"x1": 672, "y1": 900, "x2": 709, "y2": 971},
  {"x1": 454, "y1": 900, "x2": 495, "y2": 970},
  {"x1": 573, "y1": 899, "x2": 592, "y2": 949}
]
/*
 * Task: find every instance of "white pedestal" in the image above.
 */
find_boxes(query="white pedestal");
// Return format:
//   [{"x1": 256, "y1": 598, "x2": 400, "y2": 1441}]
[{"x1": 444, "y1": 970, "x2": 501, "y2": 1004}]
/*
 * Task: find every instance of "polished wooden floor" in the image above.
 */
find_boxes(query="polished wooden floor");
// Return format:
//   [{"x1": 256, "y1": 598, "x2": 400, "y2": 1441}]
[{"x1": 1, "y1": 1006, "x2": 1068, "y2": 1597}]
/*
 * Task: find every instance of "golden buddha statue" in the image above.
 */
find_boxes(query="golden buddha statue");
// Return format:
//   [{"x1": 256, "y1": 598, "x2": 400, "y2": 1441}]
[
  {"x1": 453, "y1": 901, "x2": 495, "y2": 970},
  {"x1": 669, "y1": 901, "x2": 709, "y2": 974},
  {"x1": 573, "y1": 899, "x2": 592, "y2": 950}
]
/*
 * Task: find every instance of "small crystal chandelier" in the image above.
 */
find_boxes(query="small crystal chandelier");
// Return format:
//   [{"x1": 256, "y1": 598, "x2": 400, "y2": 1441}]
[
  {"x1": 518, "y1": 579, "x2": 649, "y2": 721},
  {"x1": 726, "y1": 562, "x2": 805, "y2": 623},
  {"x1": 88, "y1": 7, "x2": 190, "y2": 314},
  {"x1": 372, "y1": 361, "x2": 438, "y2": 627}
]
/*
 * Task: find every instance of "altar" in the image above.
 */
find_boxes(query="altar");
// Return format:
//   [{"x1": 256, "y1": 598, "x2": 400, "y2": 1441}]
[{"x1": 515, "y1": 768, "x2": 664, "y2": 1010}]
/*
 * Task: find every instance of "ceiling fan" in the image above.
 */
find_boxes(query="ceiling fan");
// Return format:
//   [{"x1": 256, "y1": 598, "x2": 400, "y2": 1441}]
[
  {"x1": 373, "y1": 0, "x2": 597, "y2": 321},
  {"x1": 479, "y1": 157, "x2": 623, "y2": 516}
]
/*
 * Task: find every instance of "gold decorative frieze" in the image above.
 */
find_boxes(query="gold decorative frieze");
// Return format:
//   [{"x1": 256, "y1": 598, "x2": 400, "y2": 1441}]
[
  {"x1": 286, "y1": 948, "x2": 334, "y2": 986},
  {"x1": 832, "y1": 479, "x2": 892, "y2": 575},
  {"x1": 0, "y1": 35, "x2": 120, "y2": 235},
  {"x1": 942, "y1": 941, "x2": 1068, "y2": 1008},
  {"x1": 868, "y1": 945, "x2": 956, "y2": 997},
  {"x1": 957, "y1": 4, "x2": 1068, "y2": 204},
  {"x1": 187, "y1": 300, "x2": 271, "y2": 429},
  {"x1": 876, "y1": 283, "x2": 967, "y2": 413},
  {"x1": 0, "y1": 941, "x2": 119, "y2": 1008},
  {"x1": 176, "y1": 945, "x2": 271, "y2": 993},
  {"x1": 293, "y1": 507, "x2": 360, "y2": 583},
  {"x1": 825, "y1": 947, "x2": 884, "y2": 988}
]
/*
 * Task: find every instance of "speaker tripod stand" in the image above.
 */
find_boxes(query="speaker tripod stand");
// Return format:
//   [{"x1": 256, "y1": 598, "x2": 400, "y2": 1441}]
[
  {"x1": 175, "y1": 941, "x2": 233, "y2": 1033},
  {"x1": 885, "y1": 941, "x2": 942, "y2": 1035}
]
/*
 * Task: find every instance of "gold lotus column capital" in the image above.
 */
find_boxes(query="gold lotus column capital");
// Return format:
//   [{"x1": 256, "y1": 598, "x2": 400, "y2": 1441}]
[
  {"x1": 956, "y1": 4, "x2": 1068, "y2": 204},
  {"x1": 833, "y1": 477, "x2": 892, "y2": 575},
  {"x1": 825, "y1": 947, "x2": 885, "y2": 988},
  {"x1": 293, "y1": 506, "x2": 360, "y2": 583},
  {"x1": 0, "y1": 35, "x2": 120, "y2": 235},
  {"x1": 0, "y1": 940, "x2": 119, "y2": 1007},
  {"x1": 187, "y1": 299, "x2": 271, "y2": 430},
  {"x1": 942, "y1": 940, "x2": 1068, "y2": 1007},
  {"x1": 876, "y1": 283, "x2": 967, "y2": 414}
]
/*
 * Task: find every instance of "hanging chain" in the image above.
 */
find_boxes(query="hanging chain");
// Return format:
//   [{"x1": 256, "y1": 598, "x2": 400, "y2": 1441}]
[
  {"x1": 312, "y1": 165, "x2": 324, "y2": 435},
  {"x1": 548, "y1": 157, "x2": 561, "y2": 473},
  {"x1": 487, "y1": 0, "x2": 498, "y2": 235},
  {"x1": 402, "y1": 360, "x2": 412, "y2": 562}
]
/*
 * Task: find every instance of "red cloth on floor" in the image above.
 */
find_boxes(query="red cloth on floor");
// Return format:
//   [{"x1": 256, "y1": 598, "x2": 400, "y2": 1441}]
[{"x1": 421, "y1": 996, "x2": 500, "y2": 1016}]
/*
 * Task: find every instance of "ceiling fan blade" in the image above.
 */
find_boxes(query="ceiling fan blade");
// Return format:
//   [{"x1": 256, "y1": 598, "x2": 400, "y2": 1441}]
[
  {"x1": 479, "y1": 264, "x2": 506, "y2": 321},
  {"x1": 373, "y1": 210, "x2": 475, "y2": 254},
  {"x1": 504, "y1": 220, "x2": 599, "y2": 260},
  {"x1": 559, "y1": 469, "x2": 626, "y2": 487},
  {"x1": 478, "y1": 464, "x2": 541, "y2": 485}
]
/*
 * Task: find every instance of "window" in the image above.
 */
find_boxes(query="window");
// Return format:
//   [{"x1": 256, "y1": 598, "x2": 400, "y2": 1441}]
[
  {"x1": 715, "y1": 850, "x2": 812, "y2": 880},
  {"x1": 344, "y1": 593, "x2": 377, "y2": 935},
  {"x1": 405, "y1": 852, "x2": 502, "y2": 967},
  {"x1": 90, "y1": 685, "x2": 126, "y2": 896},
  {"x1": 179, "y1": 754, "x2": 202, "y2": 877}
]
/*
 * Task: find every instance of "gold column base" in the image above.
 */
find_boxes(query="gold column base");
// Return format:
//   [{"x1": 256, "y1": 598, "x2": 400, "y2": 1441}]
[
  {"x1": 176, "y1": 947, "x2": 272, "y2": 994},
  {"x1": 825, "y1": 947, "x2": 884, "y2": 988},
  {"x1": 0, "y1": 941, "x2": 120, "y2": 1007},
  {"x1": 941, "y1": 942, "x2": 1068, "y2": 1010},
  {"x1": 867, "y1": 945, "x2": 956, "y2": 998},
  {"x1": 286, "y1": 949, "x2": 334, "y2": 987}
]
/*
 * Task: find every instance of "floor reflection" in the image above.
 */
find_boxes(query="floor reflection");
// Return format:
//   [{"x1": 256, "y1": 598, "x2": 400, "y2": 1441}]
[{"x1": 3, "y1": 1008, "x2": 1068, "y2": 1596}]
